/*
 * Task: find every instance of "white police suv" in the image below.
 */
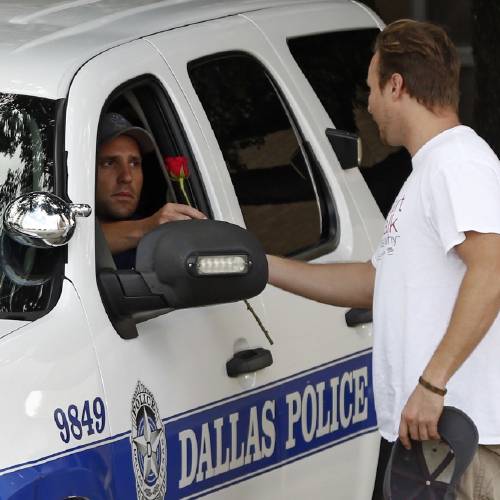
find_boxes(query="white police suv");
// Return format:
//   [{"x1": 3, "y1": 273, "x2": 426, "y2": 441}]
[{"x1": 0, "y1": 1, "x2": 387, "y2": 498}]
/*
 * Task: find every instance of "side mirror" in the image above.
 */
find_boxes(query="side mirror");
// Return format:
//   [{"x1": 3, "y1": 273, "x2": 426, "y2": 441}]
[
  {"x1": 3, "y1": 192, "x2": 91, "y2": 248},
  {"x1": 136, "y1": 219, "x2": 268, "y2": 308},
  {"x1": 98, "y1": 219, "x2": 268, "y2": 339},
  {"x1": 325, "y1": 128, "x2": 362, "y2": 170}
]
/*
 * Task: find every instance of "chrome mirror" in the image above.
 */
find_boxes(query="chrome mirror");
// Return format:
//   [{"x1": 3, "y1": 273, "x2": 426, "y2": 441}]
[{"x1": 2, "y1": 192, "x2": 91, "y2": 248}]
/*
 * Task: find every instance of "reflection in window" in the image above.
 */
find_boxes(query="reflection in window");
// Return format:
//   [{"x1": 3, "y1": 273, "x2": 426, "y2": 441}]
[
  {"x1": 190, "y1": 54, "x2": 331, "y2": 256},
  {"x1": 288, "y1": 29, "x2": 412, "y2": 216},
  {"x1": 0, "y1": 94, "x2": 61, "y2": 316}
]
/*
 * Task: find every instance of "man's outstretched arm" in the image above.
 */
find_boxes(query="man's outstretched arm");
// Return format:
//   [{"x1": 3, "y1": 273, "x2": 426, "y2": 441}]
[
  {"x1": 267, "y1": 255, "x2": 375, "y2": 309},
  {"x1": 101, "y1": 202, "x2": 206, "y2": 254}
]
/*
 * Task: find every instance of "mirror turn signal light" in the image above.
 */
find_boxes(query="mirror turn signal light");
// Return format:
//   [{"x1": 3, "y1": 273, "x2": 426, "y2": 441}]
[{"x1": 187, "y1": 254, "x2": 250, "y2": 276}]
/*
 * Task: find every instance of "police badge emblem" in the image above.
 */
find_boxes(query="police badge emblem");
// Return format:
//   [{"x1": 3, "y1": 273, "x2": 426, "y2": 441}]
[{"x1": 131, "y1": 381, "x2": 167, "y2": 500}]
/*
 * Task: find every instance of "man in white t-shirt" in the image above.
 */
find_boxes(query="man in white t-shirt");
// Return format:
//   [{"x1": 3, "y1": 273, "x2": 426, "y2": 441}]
[{"x1": 268, "y1": 20, "x2": 500, "y2": 498}]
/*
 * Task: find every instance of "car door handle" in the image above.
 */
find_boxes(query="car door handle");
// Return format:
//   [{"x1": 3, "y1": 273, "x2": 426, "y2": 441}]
[
  {"x1": 345, "y1": 308, "x2": 373, "y2": 327},
  {"x1": 226, "y1": 348, "x2": 273, "y2": 377}
]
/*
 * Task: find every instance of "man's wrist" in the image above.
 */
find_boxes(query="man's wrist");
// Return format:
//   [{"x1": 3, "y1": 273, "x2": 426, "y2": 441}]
[
  {"x1": 418, "y1": 376, "x2": 447, "y2": 396},
  {"x1": 422, "y1": 358, "x2": 452, "y2": 388},
  {"x1": 141, "y1": 214, "x2": 158, "y2": 236}
]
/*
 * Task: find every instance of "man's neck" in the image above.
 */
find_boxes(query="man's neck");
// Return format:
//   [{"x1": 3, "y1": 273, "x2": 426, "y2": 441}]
[{"x1": 403, "y1": 106, "x2": 460, "y2": 157}]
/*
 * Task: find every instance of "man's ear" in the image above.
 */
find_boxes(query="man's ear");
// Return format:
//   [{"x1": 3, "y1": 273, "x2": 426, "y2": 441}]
[{"x1": 389, "y1": 73, "x2": 404, "y2": 100}]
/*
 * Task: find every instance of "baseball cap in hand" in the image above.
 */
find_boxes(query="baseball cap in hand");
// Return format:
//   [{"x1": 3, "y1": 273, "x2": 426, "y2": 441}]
[
  {"x1": 97, "y1": 112, "x2": 155, "y2": 154},
  {"x1": 383, "y1": 407, "x2": 478, "y2": 500}
]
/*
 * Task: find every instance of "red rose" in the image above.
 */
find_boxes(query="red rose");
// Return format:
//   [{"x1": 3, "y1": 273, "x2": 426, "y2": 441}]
[
  {"x1": 164, "y1": 156, "x2": 189, "y2": 179},
  {"x1": 164, "y1": 155, "x2": 191, "y2": 206}
]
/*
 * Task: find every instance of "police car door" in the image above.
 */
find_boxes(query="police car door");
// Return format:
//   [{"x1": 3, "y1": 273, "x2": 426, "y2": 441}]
[
  {"x1": 65, "y1": 39, "x2": 288, "y2": 500},
  {"x1": 147, "y1": 8, "x2": 383, "y2": 500},
  {"x1": 0, "y1": 100, "x2": 111, "y2": 498}
]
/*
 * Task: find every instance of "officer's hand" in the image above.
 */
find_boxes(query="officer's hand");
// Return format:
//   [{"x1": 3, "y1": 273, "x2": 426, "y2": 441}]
[
  {"x1": 154, "y1": 203, "x2": 206, "y2": 226},
  {"x1": 398, "y1": 384, "x2": 443, "y2": 450}
]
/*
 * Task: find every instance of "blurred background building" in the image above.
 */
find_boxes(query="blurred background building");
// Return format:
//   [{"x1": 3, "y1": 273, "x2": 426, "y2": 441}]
[{"x1": 363, "y1": 0, "x2": 500, "y2": 156}]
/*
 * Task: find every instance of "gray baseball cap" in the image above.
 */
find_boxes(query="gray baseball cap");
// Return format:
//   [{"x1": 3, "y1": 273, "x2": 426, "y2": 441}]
[
  {"x1": 97, "y1": 112, "x2": 155, "y2": 154},
  {"x1": 383, "y1": 407, "x2": 479, "y2": 500}
]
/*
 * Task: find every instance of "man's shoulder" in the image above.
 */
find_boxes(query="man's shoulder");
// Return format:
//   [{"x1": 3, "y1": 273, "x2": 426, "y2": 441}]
[
  {"x1": 429, "y1": 127, "x2": 500, "y2": 178},
  {"x1": 444, "y1": 126, "x2": 498, "y2": 163}
]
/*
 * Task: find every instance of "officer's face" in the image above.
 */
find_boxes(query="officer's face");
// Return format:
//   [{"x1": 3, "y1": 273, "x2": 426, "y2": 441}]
[{"x1": 96, "y1": 135, "x2": 144, "y2": 220}]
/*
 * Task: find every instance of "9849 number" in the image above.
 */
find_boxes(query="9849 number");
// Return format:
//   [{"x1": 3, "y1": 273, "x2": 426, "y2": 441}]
[{"x1": 54, "y1": 397, "x2": 106, "y2": 443}]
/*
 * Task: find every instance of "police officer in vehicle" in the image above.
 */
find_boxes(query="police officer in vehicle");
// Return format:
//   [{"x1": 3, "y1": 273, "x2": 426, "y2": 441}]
[{"x1": 96, "y1": 112, "x2": 206, "y2": 268}]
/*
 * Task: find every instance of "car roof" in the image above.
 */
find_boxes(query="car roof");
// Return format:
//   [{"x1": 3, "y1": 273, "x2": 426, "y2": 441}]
[{"x1": 0, "y1": 0, "x2": 352, "y2": 100}]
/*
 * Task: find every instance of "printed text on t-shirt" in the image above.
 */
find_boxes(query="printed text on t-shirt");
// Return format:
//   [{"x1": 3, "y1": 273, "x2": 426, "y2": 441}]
[{"x1": 379, "y1": 194, "x2": 405, "y2": 258}]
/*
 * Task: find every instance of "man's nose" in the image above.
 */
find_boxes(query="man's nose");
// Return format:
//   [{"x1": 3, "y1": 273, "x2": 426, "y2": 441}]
[{"x1": 117, "y1": 163, "x2": 133, "y2": 183}]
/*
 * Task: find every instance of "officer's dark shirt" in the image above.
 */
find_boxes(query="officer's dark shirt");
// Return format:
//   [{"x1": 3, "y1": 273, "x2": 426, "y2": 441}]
[
  {"x1": 113, "y1": 248, "x2": 137, "y2": 269},
  {"x1": 111, "y1": 213, "x2": 141, "y2": 269}
]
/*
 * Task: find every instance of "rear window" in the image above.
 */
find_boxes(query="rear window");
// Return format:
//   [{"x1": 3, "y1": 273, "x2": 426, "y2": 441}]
[
  {"x1": 288, "y1": 29, "x2": 412, "y2": 216},
  {"x1": 189, "y1": 53, "x2": 336, "y2": 257}
]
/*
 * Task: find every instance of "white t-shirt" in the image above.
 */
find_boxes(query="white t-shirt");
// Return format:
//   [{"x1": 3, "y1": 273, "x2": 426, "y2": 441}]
[{"x1": 372, "y1": 125, "x2": 500, "y2": 443}]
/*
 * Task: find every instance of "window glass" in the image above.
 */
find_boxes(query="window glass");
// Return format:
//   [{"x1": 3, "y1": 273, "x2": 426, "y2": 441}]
[
  {"x1": 109, "y1": 83, "x2": 208, "y2": 217},
  {"x1": 95, "y1": 77, "x2": 210, "y2": 274},
  {"x1": 288, "y1": 29, "x2": 412, "y2": 216},
  {"x1": 189, "y1": 54, "x2": 332, "y2": 256},
  {"x1": 0, "y1": 94, "x2": 62, "y2": 317}
]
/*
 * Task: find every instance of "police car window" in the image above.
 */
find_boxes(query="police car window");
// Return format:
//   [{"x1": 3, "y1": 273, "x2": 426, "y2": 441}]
[
  {"x1": 189, "y1": 53, "x2": 332, "y2": 257},
  {"x1": 0, "y1": 94, "x2": 63, "y2": 318},
  {"x1": 100, "y1": 78, "x2": 209, "y2": 220},
  {"x1": 95, "y1": 76, "x2": 211, "y2": 276},
  {"x1": 288, "y1": 29, "x2": 412, "y2": 217}
]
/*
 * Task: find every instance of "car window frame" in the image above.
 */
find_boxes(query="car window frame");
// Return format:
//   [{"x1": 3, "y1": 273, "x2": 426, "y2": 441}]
[{"x1": 188, "y1": 50, "x2": 339, "y2": 260}]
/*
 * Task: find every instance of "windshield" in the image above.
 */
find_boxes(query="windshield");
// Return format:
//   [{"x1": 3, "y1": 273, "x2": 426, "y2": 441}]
[
  {"x1": 0, "y1": 94, "x2": 55, "y2": 198},
  {"x1": 0, "y1": 94, "x2": 61, "y2": 317}
]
